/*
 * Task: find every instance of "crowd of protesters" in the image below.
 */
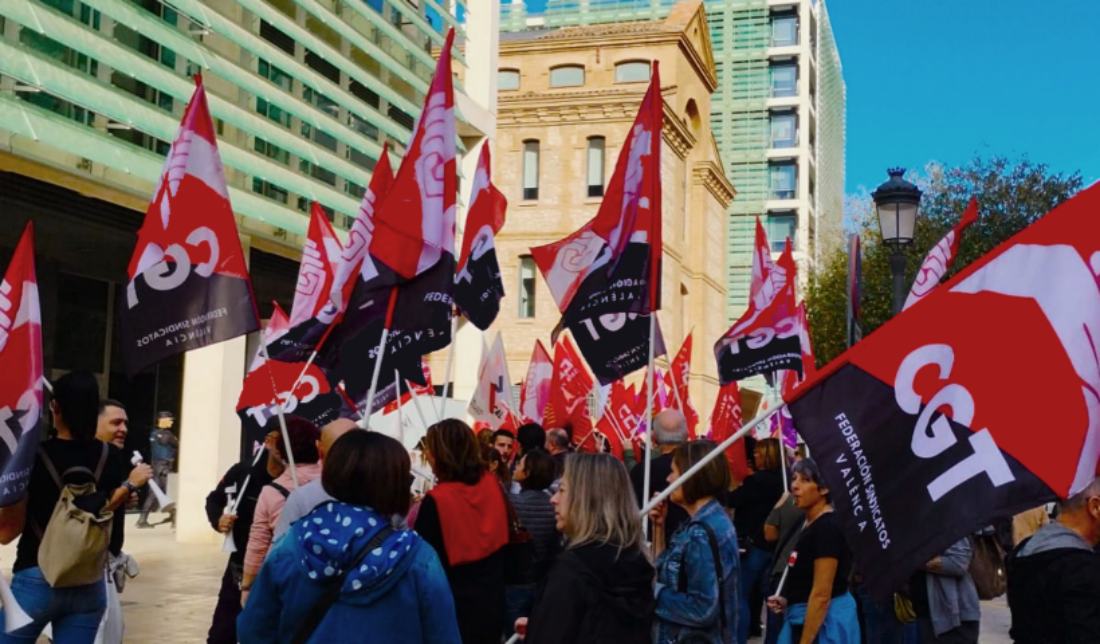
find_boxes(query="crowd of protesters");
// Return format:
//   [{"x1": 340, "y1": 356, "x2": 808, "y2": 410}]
[{"x1": 2, "y1": 375, "x2": 1100, "y2": 644}]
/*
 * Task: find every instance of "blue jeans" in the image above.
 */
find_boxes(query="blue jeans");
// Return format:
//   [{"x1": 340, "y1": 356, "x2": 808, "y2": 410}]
[
  {"x1": 503, "y1": 585, "x2": 536, "y2": 638},
  {"x1": 0, "y1": 567, "x2": 106, "y2": 644},
  {"x1": 739, "y1": 545, "x2": 771, "y2": 644},
  {"x1": 855, "y1": 582, "x2": 920, "y2": 644}
]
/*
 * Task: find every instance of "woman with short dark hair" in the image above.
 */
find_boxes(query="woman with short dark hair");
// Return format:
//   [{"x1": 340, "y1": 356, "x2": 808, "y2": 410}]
[
  {"x1": 504, "y1": 450, "x2": 561, "y2": 637},
  {"x1": 650, "y1": 440, "x2": 741, "y2": 643},
  {"x1": 767, "y1": 458, "x2": 859, "y2": 644},
  {"x1": 237, "y1": 431, "x2": 460, "y2": 643},
  {"x1": 724, "y1": 437, "x2": 786, "y2": 644},
  {"x1": 0, "y1": 371, "x2": 152, "y2": 644},
  {"x1": 414, "y1": 420, "x2": 510, "y2": 644}
]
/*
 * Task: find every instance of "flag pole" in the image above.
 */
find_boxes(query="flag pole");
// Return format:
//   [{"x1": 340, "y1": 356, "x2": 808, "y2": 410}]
[
  {"x1": 222, "y1": 444, "x2": 268, "y2": 553},
  {"x1": 641, "y1": 404, "x2": 785, "y2": 516},
  {"x1": 260, "y1": 342, "x2": 298, "y2": 488},
  {"x1": 394, "y1": 370, "x2": 405, "y2": 446},
  {"x1": 642, "y1": 314, "x2": 656, "y2": 541},
  {"x1": 363, "y1": 288, "x2": 399, "y2": 430},
  {"x1": 436, "y1": 312, "x2": 459, "y2": 419},
  {"x1": 406, "y1": 378, "x2": 436, "y2": 429}
]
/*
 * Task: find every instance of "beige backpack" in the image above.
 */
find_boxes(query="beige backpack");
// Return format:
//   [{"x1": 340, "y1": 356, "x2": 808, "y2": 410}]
[{"x1": 32, "y1": 443, "x2": 114, "y2": 588}]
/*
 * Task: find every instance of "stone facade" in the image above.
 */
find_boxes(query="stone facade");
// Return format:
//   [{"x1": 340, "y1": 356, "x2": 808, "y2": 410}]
[{"x1": 489, "y1": 0, "x2": 734, "y2": 418}]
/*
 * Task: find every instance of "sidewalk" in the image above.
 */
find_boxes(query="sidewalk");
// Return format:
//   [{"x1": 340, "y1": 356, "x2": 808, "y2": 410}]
[{"x1": 2, "y1": 514, "x2": 1015, "y2": 643}]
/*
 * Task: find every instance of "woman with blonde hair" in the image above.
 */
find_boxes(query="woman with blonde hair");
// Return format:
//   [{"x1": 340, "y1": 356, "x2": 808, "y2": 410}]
[{"x1": 516, "y1": 453, "x2": 654, "y2": 643}]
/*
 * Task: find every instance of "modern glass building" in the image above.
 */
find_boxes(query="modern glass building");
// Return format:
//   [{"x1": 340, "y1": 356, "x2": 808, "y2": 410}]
[
  {"x1": 0, "y1": 0, "x2": 499, "y2": 542},
  {"x1": 502, "y1": 0, "x2": 845, "y2": 323}
]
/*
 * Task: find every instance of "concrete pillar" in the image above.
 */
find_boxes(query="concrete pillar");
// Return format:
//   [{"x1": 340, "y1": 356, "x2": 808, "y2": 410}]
[
  {"x1": 175, "y1": 337, "x2": 248, "y2": 544},
  {"x1": 463, "y1": 0, "x2": 501, "y2": 120}
]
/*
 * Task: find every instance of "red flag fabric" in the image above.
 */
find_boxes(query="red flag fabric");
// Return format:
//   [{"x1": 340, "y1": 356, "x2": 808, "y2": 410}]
[
  {"x1": 0, "y1": 223, "x2": 44, "y2": 505},
  {"x1": 545, "y1": 336, "x2": 594, "y2": 432},
  {"x1": 369, "y1": 29, "x2": 457, "y2": 281},
  {"x1": 331, "y1": 143, "x2": 396, "y2": 315},
  {"x1": 289, "y1": 203, "x2": 343, "y2": 328},
  {"x1": 669, "y1": 333, "x2": 700, "y2": 437},
  {"x1": 247, "y1": 302, "x2": 291, "y2": 373},
  {"x1": 710, "y1": 382, "x2": 750, "y2": 482},
  {"x1": 520, "y1": 341, "x2": 553, "y2": 424},
  {"x1": 904, "y1": 198, "x2": 979, "y2": 311},
  {"x1": 596, "y1": 415, "x2": 625, "y2": 462},
  {"x1": 121, "y1": 75, "x2": 258, "y2": 377},
  {"x1": 532, "y1": 64, "x2": 663, "y2": 320},
  {"x1": 787, "y1": 183, "x2": 1100, "y2": 600}
]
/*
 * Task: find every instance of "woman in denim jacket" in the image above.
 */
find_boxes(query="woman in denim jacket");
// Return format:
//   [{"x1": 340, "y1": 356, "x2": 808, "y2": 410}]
[{"x1": 650, "y1": 441, "x2": 741, "y2": 644}]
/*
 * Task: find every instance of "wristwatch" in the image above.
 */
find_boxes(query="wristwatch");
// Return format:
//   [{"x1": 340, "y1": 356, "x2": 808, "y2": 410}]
[{"x1": 123, "y1": 481, "x2": 139, "y2": 494}]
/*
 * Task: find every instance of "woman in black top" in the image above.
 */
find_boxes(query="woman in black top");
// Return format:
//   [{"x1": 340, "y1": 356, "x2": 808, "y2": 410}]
[
  {"x1": 0, "y1": 372, "x2": 151, "y2": 644},
  {"x1": 725, "y1": 437, "x2": 785, "y2": 644},
  {"x1": 766, "y1": 458, "x2": 859, "y2": 644},
  {"x1": 505, "y1": 450, "x2": 561, "y2": 637}
]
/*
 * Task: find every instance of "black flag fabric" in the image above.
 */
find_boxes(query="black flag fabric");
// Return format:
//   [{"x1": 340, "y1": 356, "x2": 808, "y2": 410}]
[
  {"x1": 454, "y1": 144, "x2": 507, "y2": 331},
  {"x1": 568, "y1": 313, "x2": 666, "y2": 386},
  {"x1": 786, "y1": 182, "x2": 1100, "y2": 601}
]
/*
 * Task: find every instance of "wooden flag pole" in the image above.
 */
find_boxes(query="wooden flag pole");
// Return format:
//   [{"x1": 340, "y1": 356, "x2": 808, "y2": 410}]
[
  {"x1": 642, "y1": 314, "x2": 657, "y2": 541},
  {"x1": 362, "y1": 288, "x2": 399, "y2": 429},
  {"x1": 641, "y1": 403, "x2": 785, "y2": 516},
  {"x1": 260, "y1": 342, "x2": 298, "y2": 488}
]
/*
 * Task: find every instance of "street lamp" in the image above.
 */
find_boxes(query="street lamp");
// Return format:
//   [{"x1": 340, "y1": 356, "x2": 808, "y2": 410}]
[{"x1": 872, "y1": 168, "x2": 923, "y2": 316}]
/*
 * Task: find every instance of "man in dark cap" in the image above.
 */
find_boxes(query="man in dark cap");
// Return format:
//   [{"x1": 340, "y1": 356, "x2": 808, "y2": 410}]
[{"x1": 137, "y1": 411, "x2": 178, "y2": 528}]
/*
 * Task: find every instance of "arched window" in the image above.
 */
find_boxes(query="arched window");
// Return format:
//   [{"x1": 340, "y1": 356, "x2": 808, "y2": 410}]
[
  {"x1": 498, "y1": 68, "x2": 520, "y2": 91},
  {"x1": 549, "y1": 65, "x2": 585, "y2": 88},
  {"x1": 523, "y1": 140, "x2": 540, "y2": 200},
  {"x1": 586, "y1": 136, "x2": 605, "y2": 198},
  {"x1": 615, "y1": 60, "x2": 652, "y2": 83}
]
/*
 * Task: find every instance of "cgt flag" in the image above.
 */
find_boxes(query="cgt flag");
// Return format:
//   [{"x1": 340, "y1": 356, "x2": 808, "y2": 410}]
[
  {"x1": 120, "y1": 75, "x2": 258, "y2": 377},
  {"x1": 469, "y1": 334, "x2": 515, "y2": 426},
  {"x1": 532, "y1": 63, "x2": 663, "y2": 331},
  {"x1": 544, "y1": 336, "x2": 595, "y2": 436},
  {"x1": 269, "y1": 203, "x2": 344, "y2": 363},
  {"x1": 455, "y1": 144, "x2": 507, "y2": 330},
  {"x1": 710, "y1": 381, "x2": 750, "y2": 482},
  {"x1": 787, "y1": 183, "x2": 1100, "y2": 601},
  {"x1": 520, "y1": 341, "x2": 553, "y2": 424},
  {"x1": 669, "y1": 333, "x2": 700, "y2": 438},
  {"x1": 570, "y1": 313, "x2": 665, "y2": 386},
  {"x1": 904, "y1": 198, "x2": 979, "y2": 311},
  {"x1": 714, "y1": 230, "x2": 802, "y2": 383},
  {"x1": 0, "y1": 223, "x2": 44, "y2": 505}
]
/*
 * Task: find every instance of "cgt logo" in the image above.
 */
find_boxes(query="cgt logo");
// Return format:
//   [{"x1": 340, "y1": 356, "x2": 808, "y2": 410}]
[
  {"x1": 0, "y1": 389, "x2": 40, "y2": 456},
  {"x1": 245, "y1": 374, "x2": 323, "y2": 427},
  {"x1": 727, "y1": 316, "x2": 799, "y2": 356},
  {"x1": 894, "y1": 344, "x2": 1015, "y2": 501},
  {"x1": 127, "y1": 228, "x2": 220, "y2": 308}
]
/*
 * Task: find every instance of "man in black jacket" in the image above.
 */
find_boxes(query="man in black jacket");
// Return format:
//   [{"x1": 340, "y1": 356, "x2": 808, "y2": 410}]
[
  {"x1": 203, "y1": 431, "x2": 283, "y2": 644},
  {"x1": 1007, "y1": 476, "x2": 1100, "y2": 644},
  {"x1": 629, "y1": 409, "x2": 689, "y2": 549}
]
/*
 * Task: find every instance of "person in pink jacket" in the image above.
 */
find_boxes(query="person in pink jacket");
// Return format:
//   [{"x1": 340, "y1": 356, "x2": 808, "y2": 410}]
[{"x1": 240, "y1": 417, "x2": 322, "y2": 606}]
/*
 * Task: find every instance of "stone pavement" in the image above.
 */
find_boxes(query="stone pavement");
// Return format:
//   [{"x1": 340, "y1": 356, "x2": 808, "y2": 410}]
[{"x1": 1, "y1": 514, "x2": 1014, "y2": 643}]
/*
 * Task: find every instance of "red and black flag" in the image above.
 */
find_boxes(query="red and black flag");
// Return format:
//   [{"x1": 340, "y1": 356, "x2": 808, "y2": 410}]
[
  {"x1": 786, "y1": 183, "x2": 1100, "y2": 600},
  {"x1": 710, "y1": 381, "x2": 750, "y2": 482},
  {"x1": 533, "y1": 63, "x2": 663, "y2": 379},
  {"x1": 520, "y1": 341, "x2": 553, "y2": 425},
  {"x1": 714, "y1": 227, "x2": 802, "y2": 383},
  {"x1": 335, "y1": 29, "x2": 459, "y2": 414},
  {"x1": 455, "y1": 144, "x2": 507, "y2": 330},
  {"x1": 571, "y1": 313, "x2": 666, "y2": 386},
  {"x1": 268, "y1": 203, "x2": 344, "y2": 363},
  {"x1": 904, "y1": 198, "x2": 979, "y2": 311},
  {"x1": 0, "y1": 223, "x2": 44, "y2": 505},
  {"x1": 120, "y1": 75, "x2": 259, "y2": 377},
  {"x1": 236, "y1": 358, "x2": 343, "y2": 454}
]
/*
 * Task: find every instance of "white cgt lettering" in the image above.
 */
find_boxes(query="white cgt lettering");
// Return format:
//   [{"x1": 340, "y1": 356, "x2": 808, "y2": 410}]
[
  {"x1": 128, "y1": 227, "x2": 220, "y2": 308},
  {"x1": 895, "y1": 344, "x2": 1015, "y2": 501}
]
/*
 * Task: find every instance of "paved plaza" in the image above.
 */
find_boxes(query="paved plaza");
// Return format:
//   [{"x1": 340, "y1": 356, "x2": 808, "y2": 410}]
[{"x1": 1, "y1": 515, "x2": 1013, "y2": 643}]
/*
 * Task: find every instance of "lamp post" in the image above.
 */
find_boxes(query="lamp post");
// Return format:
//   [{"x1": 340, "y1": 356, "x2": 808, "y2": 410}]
[{"x1": 871, "y1": 168, "x2": 923, "y2": 316}]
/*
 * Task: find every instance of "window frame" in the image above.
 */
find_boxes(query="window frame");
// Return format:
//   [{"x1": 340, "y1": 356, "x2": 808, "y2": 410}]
[
  {"x1": 768, "y1": 162, "x2": 798, "y2": 200},
  {"x1": 767, "y1": 211, "x2": 797, "y2": 251},
  {"x1": 518, "y1": 255, "x2": 537, "y2": 319},
  {"x1": 499, "y1": 68, "x2": 521, "y2": 91},
  {"x1": 522, "y1": 140, "x2": 540, "y2": 201},
  {"x1": 614, "y1": 60, "x2": 652, "y2": 84},
  {"x1": 770, "y1": 63, "x2": 798, "y2": 98},
  {"x1": 586, "y1": 136, "x2": 605, "y2": 198},
  {"x1": 549, "y1": 64, "x2": 585, "y2": 88},
  {"x1": 769, "y1": 111, "x2": 798, "y2": 149}
]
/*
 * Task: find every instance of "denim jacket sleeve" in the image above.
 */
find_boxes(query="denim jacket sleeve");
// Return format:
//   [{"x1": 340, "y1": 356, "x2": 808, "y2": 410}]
[
  {"x1": 935, "y1": 538, "x2": 972, "y2": 577},
  {"x1": 413, "y1": 542, "x2": 463, "y2": 644},
  {"x1": 655, "y1": 524, "x2": 721, "y2": 628}
]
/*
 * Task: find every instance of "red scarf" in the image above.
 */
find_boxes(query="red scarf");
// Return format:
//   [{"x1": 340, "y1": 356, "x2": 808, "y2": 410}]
[{"x1": 427, "y1": 472, "x2": 510, "y2": 566}]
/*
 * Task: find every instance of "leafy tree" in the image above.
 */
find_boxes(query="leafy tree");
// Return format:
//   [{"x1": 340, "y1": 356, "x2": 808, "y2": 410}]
[{"x1": 806, "y1": 155, "x2": 1083, "y2": 366}]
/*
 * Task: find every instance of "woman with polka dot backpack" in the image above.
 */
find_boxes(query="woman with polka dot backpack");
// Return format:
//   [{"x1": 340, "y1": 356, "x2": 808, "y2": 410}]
[{"x1": 236, "y1": 431, "x2": 460, "y2": 644}]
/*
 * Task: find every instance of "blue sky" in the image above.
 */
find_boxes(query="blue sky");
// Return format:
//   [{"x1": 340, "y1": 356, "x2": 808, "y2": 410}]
[
  {"x1": 828, "y1": 0, "x2": 1099, "y2": 193},
  {"x1": 519, "y1": 0, "x2": 1100, "y2": 194}
]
